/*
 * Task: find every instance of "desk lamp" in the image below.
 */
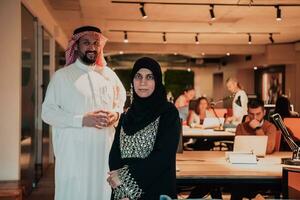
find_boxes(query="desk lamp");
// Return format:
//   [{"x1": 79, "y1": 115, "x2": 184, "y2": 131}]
[
  {"x1": 271, "y1": 113, "x2": 300, "y2": 165},
  {"x1": 210, "y1": 95, "x2": 232, "y2": 131}
]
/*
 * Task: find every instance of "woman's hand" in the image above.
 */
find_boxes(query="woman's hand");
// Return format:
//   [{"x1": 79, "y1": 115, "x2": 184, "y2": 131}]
[{"x1": 107, "y1": 170, "x2": 122, "y2": 189}]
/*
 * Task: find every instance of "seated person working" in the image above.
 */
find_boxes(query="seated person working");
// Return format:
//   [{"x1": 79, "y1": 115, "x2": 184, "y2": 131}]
[
  {"x1": 236, "y1": 98, "x2": 277, "y2": 154},
  {"x1": 231, "y1": 99, "x2": 277, "y2": 200},
  {"x1": 185, "y1": 97, "x2": 217, "y2": 150},
  {"x1": 187, "y1": 97, "x2": 214, "y2": 128}
]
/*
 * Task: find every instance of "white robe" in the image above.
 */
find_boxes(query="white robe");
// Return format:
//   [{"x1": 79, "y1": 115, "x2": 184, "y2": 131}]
[{"x1": 42, "y1": 59, "x2": 126, "y2": 200}]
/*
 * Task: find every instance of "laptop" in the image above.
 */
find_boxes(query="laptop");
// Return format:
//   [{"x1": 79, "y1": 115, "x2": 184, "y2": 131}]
[
  {"x1": 202, "y1": 117, "x2": 225, "y2": 129},
  {"x1": 233, "y1": 135, "x2": 268, "y2": 157}
]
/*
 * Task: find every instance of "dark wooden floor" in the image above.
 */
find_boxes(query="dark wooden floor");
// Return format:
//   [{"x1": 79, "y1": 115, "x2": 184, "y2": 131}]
[{"x1": 25, "y1": 165, "x2": 54, "y2": 200}]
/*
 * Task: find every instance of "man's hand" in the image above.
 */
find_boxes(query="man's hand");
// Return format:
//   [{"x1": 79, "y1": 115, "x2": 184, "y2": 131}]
[
  {"x1": 249, "y1": 119, "x2": 260, "y2": 129},
  {"x1": 107, "y1": 170, "x2": 122, "y2": 189},
  {"x1": 107, "y1": 112, "x2": 119, "y2": 127},
  {"x1": 82, "y1": 110, "x2": 109, "y2": 129}
]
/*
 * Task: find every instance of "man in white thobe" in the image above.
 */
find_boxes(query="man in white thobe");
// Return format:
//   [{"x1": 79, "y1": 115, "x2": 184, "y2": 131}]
[{"x1": 42, "y1": 26, "x2": 126, "y2": 200}]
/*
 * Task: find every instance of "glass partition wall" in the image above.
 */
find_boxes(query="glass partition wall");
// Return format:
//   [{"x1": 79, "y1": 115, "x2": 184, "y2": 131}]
[
  {"x1": 21, "y1": 4, "x2": 53, "y2": 194},
  {"x1": 21, "y1": 5, "x2": 37, "y2": 194}
]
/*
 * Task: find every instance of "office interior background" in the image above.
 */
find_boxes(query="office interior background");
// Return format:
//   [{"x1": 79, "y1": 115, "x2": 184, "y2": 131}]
[{"x1": 1, "y1": 0, "x2": 300, "y2": 198}]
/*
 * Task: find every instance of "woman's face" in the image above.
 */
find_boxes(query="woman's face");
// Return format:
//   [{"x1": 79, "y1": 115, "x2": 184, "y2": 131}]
[
  {"x1": 226, "y1": 81, "x2": 237, "y2": 93},
  {"x1": 185, "y1": 89, "x2": 195, "y2": 100},
  {"x1": 133, "y1": 68, "x2": 155, "y2": 98},
  {"x1": 199, "y1": 99, "x2": 208, "y2": 111}
]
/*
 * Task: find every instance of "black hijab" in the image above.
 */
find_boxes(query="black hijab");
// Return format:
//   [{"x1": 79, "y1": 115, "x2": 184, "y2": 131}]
[{"x1": 122, "y1": 57, "x2": 171, "y2": 135}]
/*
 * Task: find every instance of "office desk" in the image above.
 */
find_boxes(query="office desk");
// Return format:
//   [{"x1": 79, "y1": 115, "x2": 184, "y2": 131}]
[
  {"x1": 182, "y1": 126, "x2": 235, "y2": 140},
  {"x1": 176, "y1": 151, "x2": 291, "y2": 189}
]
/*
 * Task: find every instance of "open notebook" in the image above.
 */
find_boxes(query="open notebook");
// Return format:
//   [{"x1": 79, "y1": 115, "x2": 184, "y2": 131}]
[
  {"x1": 233, "y1": 135, "x2": 268, "y2": 157},
  {"x1": 202, "y1": 117, "x2": 225, "y2": 129}
]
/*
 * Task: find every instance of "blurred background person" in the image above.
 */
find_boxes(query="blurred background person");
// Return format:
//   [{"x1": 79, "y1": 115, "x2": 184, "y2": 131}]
[
  {"x1": 236, "y1": 99, "x2": 276, "y2": 154},
  {"x1": 175, "y1": 86, "x2": 195, "y2": 123},
  {"x1": 225, "y1": 77, "x2": 248, "y2": 127},
  {"x1": 274, "y1": 95, "x2": 299, "y2": 118},
  {"x1": 185, "y1": 97, "x2": 216, "y2": 151},
  {"x1": 271, "y1": 95, "x2": 299, "y2": 150},
  {"x1": 187, "y1": 97, "x2": 214, "y2": 128}
]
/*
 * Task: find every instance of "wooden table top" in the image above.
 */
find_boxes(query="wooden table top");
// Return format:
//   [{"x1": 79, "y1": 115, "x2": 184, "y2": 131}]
[
  {"x1": 176, "y1": 151, "x2": 292, "y2": 180},
  {"x1": 182, "y1": 126, "x2": 235, "y2": 137}
]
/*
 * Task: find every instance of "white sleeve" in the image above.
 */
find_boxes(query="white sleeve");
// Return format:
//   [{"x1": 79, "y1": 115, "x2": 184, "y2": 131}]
[
  {"x1": 112, "y1": 71, "x2": 127, "y2": 114},
  {"x1": 41, "y1": 72, "x2": 83, "y2": 128},
  {"x1": 241, "y1": 90, "x2": 248, "y2": 116}
]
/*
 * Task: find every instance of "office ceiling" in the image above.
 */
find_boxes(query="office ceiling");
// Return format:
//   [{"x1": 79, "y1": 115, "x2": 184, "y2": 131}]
[{"x1": 43, "y1": 0, "x2": 300, "y2": 57}]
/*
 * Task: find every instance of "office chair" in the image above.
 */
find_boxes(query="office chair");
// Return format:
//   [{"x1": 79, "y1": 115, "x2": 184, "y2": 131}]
[
  {"x1": 284, "y1": 118, "x2": 300, "y2": 140},
  {"x1": 282, "y1": 167, "x2": 300, "y2": 199}
]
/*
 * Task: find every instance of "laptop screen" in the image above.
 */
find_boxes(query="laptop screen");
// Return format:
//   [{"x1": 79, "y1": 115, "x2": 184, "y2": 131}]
[
  {"x1": 233, "y1": 135, "x2": 268, "y2": 157},
  {"x1": 202, "y1": 117, "x2": 225, "y2": 129}
]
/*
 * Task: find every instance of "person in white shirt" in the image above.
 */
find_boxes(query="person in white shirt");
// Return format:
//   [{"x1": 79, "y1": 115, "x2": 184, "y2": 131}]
[
  {"x1": 187, "y1": 97, "x2": 214, "y2": 128},
  {"x1": 225, "y1": 77, "x2": 248, "y2": 126},
  {"x1": 41, "y1": 26, "x2": 126, "y2": 200}
]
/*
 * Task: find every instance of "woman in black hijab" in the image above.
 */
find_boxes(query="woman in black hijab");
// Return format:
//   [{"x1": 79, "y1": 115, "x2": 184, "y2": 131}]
[{"x1": 108, "y1": 57, "x2": 180, "y2": 200}]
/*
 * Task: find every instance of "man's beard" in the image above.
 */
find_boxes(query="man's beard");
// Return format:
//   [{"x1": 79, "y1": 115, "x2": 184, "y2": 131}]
[{"x1": 79, "y1": 51, "x2": 98, "y2": 65}]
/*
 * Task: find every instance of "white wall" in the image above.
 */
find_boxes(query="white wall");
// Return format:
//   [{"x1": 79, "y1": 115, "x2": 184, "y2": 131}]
[{"x1": 0, "y1": 0, "x2": 21, "y2": 180}]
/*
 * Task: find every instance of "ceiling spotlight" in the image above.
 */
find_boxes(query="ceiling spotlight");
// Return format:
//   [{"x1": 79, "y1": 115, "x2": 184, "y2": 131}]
[
  {"x1": 139, "y1": 3, "x2": 147, "y2": 19},
  {"x1": 248, "y1": 33, "x2": 252, "y2": 44},
  {"x1": 209, "y1": 5, "x2": 216, "y2": 20},
  {"x1": 163, "y1": 32, "x2": 167, "y2": 43},
  {"x1": 275, "y1": 5, "x2": 282, "y2": 21},
  {"x1": 123, "y1": 31, "x2": 128, "y2": 43},
  {"x1": 254, "y1": 66, "x2": 258, "y2": 70},
  {"x1": 195, "y1": 33, "x2": 199, "y2": 44},
  {"x1": 187, "y1": 68, "x2": 191, "y2": 72},
  {"x1": 201, "y1": 52, "x2": 205, "y2": 56},
  {"x1": 119, "y1": 51, "x2": 124, "y2": 54},
  {"x1": 226, "y1": 52, "x2": 230, "y2": 56},
  {"x1": 269, "y1": 33, "x2": 274, "y2": 44}
]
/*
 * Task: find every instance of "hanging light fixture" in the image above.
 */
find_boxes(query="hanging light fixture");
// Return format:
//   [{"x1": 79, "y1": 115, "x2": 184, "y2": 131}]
[
  {"x1": 139, "y1": 3, "x2": 147, "y2": 19},
  {"x1": 123, "y1": 31, "x2": 128, "y2": 43},
  {"x1": 275, "y1": 5, "x2": 282, "y2": 21},
  {"x1": 248, "y1": 33, "x2": 252, "y2": 44},
  {"x1": 209, "y1": 5, "x2": 216, "y2": 20},
  {"x1": 269, "y1": 33, "x2": 275, "y2": 43},
  {"x1": 162, "y1": 32, "x2": 167, "y2": 43},
  {"x1": 195, "y1": 33, "x2": 199, "y2": 44}
]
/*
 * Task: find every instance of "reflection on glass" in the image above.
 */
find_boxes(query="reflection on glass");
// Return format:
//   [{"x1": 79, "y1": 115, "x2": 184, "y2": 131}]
[
  {"x1": 55, "y1": 41, "x2": 65, "y2": 70},
  {"x1": 21, "y1": 5, "x2": 36, "y2": 193},
  {"x1": 42, "y1": 29, "x2": 50, "y2": 173}
]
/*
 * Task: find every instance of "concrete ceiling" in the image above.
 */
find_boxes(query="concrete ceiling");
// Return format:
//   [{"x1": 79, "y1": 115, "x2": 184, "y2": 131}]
[{"x1": 43, "y1": 0, "x2": 300, "y2": 57}]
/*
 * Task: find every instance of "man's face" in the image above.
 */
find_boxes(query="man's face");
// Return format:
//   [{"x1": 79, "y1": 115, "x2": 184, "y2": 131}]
[
  {"x1": 77, "y1": 33, "x2": 100, "y2": 65},
  {"x1": 248, "y1": 106, "x2": 265, "y2": 122}
]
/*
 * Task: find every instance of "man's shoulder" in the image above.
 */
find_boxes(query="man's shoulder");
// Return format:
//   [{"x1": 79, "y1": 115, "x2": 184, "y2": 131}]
[
  {"x1": 236, "y1": 122, "x2": 251, "y2": 134},
  {"x1": 263, "y1": 120, "x2": 276, "y2": 129},
  {"x1": 237, "y1": 121, "x2": 249, "y2": 129},
  {"x1": 102, "y1": 66, "x2": 115, "y2": 74},
  {"x1": 102, "y1": 66, "x2": 120, "y2": 80}
]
